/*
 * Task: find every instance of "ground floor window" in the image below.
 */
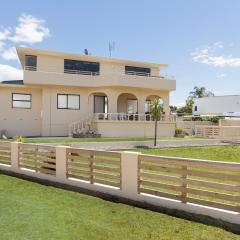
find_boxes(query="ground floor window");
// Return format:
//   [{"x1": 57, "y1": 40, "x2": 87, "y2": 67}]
[
  {"x1": 12, "y1": 93, "x2": 32, "y2": 109},
  {"x1": 57, "y1": 94, "x2": 80, "y2": 110}
]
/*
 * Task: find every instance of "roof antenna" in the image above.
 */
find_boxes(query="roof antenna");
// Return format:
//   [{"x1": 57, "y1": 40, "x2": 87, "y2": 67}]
[
  {"x1": 84, "y1": 49, "x2": 89, "y2": 55},
  {"x1": 108, "y1": 41, "x2": 115, "y2": 57}
]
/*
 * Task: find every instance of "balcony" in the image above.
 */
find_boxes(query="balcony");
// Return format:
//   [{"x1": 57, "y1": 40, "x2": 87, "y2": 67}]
[{"x1": 23, "y1": 66, "x2": 176, "y2": 91}]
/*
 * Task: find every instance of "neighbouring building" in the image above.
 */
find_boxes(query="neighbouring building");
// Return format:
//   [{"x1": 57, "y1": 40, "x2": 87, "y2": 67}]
[
  {"x1": 0, "y1": 47, "x2": 176, "y2": 138},
  {"x1": 193, "y1": 95, "x2": 240, "y2": 117}
]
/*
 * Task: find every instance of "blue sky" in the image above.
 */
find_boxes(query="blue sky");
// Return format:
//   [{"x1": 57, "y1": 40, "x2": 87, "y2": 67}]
[{"x1": 0, "y1": 0, "x2": 240, "y2": 105}]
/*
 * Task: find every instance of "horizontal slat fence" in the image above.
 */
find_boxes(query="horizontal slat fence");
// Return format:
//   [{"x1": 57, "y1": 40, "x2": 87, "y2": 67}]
[
  {"x1": 18, "y1": 144, "x2": 56, "y2": 176},
  {"x1": 138, "y1": 154, "x2": 240, "y2": 212},
  {"x1": 67, "y1": 148, "x2": 121, "y2": 188},
  {"x1": 0, "y1": 142, "x2": 11, "y2": 165}
]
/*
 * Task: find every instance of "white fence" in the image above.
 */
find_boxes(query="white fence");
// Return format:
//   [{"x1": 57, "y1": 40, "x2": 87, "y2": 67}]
[{"x1": 0, "y1": 142, "x2": 239, "y2": 225}]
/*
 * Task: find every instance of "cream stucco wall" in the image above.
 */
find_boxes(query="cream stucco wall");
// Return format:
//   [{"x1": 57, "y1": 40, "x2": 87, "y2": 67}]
[
  {"x1": 0, "y1": 86, "x2": 42, "y2": 137},
  {"x1": 0, "y1": 84, "x2": 171, "y2": 137},
  {"x1": 0, "y1": 47, "x2": 175, "y2": 137},
  {"x1": 95, "y1": 121, "x2": 175, "y2": 138},
  {"x1": 23, "y1": 53, "x2": 176, "y2": 91}
]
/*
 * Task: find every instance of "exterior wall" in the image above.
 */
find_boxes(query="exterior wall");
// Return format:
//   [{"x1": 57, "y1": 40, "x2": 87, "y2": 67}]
[
  {"x1": 23, "y1": 53, "x2": 175, "y2": 91},
  {"x1": 95, "y1": 121, "x2": 175, "y2": 138},
  {"x1": 0, "y1": 86, "x2": 42, "y2": 137},
  {"x1": 220, "y1": 119, "x2": 240, "y2": 126},
  {"x1": 0, "y1": 84, "x2": 172, "y2": 137},
  {"x1": 24, "y1": 69, "x2": 175, "y2": 91},
  {"x1": 193, "y1": 96, "x2": 240, "y2": 116},
  {"x1": 176, "y1": 121, "x2": 215, "y2": 135},
  {"x1": 1, "y1": 47, "x2": 175, "y2": 137}
]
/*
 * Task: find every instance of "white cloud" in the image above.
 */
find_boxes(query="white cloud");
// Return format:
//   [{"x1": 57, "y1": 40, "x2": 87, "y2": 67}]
[
  {"x1": 1, "y1": 47, "x2": 18, "y2": 60},
  {"x1": 0, "y1": 41, "x2": 5, "y2": 51},
  {"x1": 216, "y1": 73, "x2": 227, "y2": 79},
  {"x1": 9, "y1": 14, "x2": 50, "y2": 44},
  {"x1": 0, "y1": 28, "x2": 10, "y2": 41},
  {"x1": 0, "y1": 64, "x2": 23, "y2": 81},
  {"x1": 191, "y1": 42, "x2": 240, "y2": 67}
]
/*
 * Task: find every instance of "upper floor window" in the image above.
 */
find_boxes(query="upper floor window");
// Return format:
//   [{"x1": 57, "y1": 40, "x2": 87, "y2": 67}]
[
  {"x1": 12, "y1": 93, "x2": 32, "y2": 109},
  {"x1": 25, "y1": 55, "x2": 37, "y2": 71},
  {"x1": 64, "y1": 59, "x2": 100, "y2": 75},
  {"x1": 57, "y1": 94, "x2": 80, "y2": 110},
  {"x1": 125, "y1": 66, "x2": 151, "y2": 76},
  {"x1": 194, "y1": 106, "x2": 198, "y2": 111}
]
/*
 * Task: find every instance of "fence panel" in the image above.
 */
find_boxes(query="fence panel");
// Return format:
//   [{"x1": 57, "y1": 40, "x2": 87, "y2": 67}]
[
  {"x1": 138, "y1": 154, "x2": 240, "y2": 212},
  {"x1": 0, "y1": 142, "x2": 11, "y2": 165},
  {"x1": 67, "y1": 148, "x2": 121, "y2": 188},
  {"x1": 19, "y1": 144, "x2": 56, "y2": 176}
]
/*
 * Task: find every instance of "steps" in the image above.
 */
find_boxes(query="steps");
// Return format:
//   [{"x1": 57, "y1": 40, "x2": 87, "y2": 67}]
[{"x1": 69, "y1": 118, "x2": 100, "y2": 138}]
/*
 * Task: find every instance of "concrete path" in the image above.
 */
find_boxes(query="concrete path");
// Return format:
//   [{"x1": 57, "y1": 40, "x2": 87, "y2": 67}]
[{"x1": 55, "y1": 139, "x2": 226, "y2": 150}]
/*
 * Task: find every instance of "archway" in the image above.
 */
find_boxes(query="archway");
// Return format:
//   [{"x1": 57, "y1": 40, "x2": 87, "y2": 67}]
[
  {"x1": 145, "y1": 95, "x2": 163, "y2": 114},
  {"x1": 117, "y1": 93, "x2": 138, "y2": 114},
  {"x1": 89, "y1": 92, "x2": 108, "y2": 119}
]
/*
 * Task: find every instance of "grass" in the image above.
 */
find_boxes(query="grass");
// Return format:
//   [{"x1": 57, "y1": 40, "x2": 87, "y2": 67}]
[
  {"x1": 0, "y1": 136, "x2": 201, "y2": 143},
  {"x1": 131, "y1": 145, "x2": 240, "y2": 163},
  {"x1": 0, "y1": 174, "x2": 239, "y2": 240}
]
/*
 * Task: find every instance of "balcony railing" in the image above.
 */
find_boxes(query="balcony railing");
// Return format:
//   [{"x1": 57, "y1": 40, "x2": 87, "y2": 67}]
[
  {"x1": 93, "y1": 113, "x2": 176, "y2": 122},
  {"x1": 24, "y1": 65, "x2": 175, "y2": 80},
  {"x1": 24, "y1": 66, "x2": 100, "y2": 76}
]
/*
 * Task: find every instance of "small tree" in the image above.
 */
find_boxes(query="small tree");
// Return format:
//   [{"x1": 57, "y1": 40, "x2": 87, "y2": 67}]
[{"x1": 150, "y1": 97, "x2": 164, "y2": 147}]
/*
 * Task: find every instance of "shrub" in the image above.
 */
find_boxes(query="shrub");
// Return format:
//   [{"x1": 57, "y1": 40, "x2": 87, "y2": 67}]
[
  {"x1": 175, "y1": 128, "x2": 184, "y2": 134},
  {"x1": 14, "y1": 136, "x2": 26, "y2": 143}
]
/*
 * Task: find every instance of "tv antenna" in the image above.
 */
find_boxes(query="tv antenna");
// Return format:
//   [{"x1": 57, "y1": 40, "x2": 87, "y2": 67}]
[{"x1": 108, "y1": 41, "x2": 115, "y2": 57}]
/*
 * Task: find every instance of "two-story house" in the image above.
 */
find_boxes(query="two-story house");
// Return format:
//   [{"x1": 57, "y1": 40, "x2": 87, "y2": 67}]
[{"x1": 0, "y1": 47, "x2": 176, "y2": 138}]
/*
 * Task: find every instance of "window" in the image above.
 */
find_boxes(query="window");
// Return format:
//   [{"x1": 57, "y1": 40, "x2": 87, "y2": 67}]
[
  {"x1": 194, "y1": 106, "x2": 197, "y2": 111},
  {"x1": 25, "y1": 55, "x2": 37, "y2": 71},
  {"x1": 125, "y1": 66, "x2": 151, "y2": 76},
  {"x1": 64, "y1": 59, "x2": 100, "y2": 75},
  {"x1": 12, "y1": 93, "x2": 32, "y2": 109},
  {"x1": 127, "y1": 100, "x2": 138, "y2": 114},
  {"x1": 57, "y1": 94, "x2": 80, "y2": 110}
]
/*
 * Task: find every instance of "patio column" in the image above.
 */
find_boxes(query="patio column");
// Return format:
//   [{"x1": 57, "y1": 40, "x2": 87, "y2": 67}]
[
  {"x1": 108, "y1": 93, "x2": 118, "y2": 113},
  {"x1": 162, "y1": 95, "x2": 170, "y2": 115},
  {"x1": 138, "y1": 96, "x2": 146, "y2": 114}
]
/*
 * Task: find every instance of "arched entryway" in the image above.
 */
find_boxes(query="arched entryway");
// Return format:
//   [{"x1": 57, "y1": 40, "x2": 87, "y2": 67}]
[
  {"x1": 89, "y1": 92, "x2": 108, "y2": 114},
  {"x1": 117, "y1": 93, "x2": 138, "y2": 114},
  {"x1": 145, "y1": 95, "x2": 163, "y2": 114}
]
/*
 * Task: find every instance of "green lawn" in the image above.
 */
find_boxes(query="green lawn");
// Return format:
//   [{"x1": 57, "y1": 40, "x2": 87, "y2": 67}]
[
  {"x1": 0, "y1": 174, "x2": 239, "y2": 240},
  {"x1": 131, "y1": 145, "x2": 240, "y2": 163},
  {"x1": 0, "y1": 136, "x2": 201, "y2": 143}
]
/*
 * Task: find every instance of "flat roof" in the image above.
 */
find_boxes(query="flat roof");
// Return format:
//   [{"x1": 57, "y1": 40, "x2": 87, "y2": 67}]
[
  {"x1": 16, "y1": 46, "x2": 168, "y2": 69},
  {"x1": 195, "y1": 95, "x2": 240, "y2": 100}
]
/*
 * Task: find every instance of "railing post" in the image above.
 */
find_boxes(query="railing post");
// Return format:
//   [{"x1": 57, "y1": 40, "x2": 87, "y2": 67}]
[
  {"x1": 121, "y1": 151, "x2": 139, "y2": 198},
  {"x1": 11, "y1": 142, "x2": 20, "y2": 170},
  {"x1": 56, "y1": 146, "x2": 69, "y2": 180}
]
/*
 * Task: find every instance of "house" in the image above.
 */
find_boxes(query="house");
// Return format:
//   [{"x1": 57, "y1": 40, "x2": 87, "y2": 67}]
[
  {"x1": 193, "y1": 95, "x2": 240, "y2": 117},
  {"x1": 0, "y1": 47, "x2": 176, "y2": 138}
]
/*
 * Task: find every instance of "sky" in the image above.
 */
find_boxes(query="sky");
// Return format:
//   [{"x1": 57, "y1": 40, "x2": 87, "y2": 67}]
[{"x1": 0, "y1": 0, "x2": 240, "y2": 106}]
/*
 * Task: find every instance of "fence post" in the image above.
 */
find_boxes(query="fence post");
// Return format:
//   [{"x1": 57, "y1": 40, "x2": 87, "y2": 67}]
[
  {"x1": 121, "y1": 151, "x2": 139, "y2": 198},
  {"x1": 56, "y1": 146, "x2": 68, "y2": 180},
  {"x1": 11, "y1": 142, "x2": 20, "y2": 170},
  {"x1": 181, "y1": 165, "x2": 187, "y2": 203}
]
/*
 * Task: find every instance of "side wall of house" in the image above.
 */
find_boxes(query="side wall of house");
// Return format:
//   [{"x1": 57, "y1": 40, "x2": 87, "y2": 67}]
[{"x1": 0, "y1": 86, "x2": 42, "y2": 137}]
